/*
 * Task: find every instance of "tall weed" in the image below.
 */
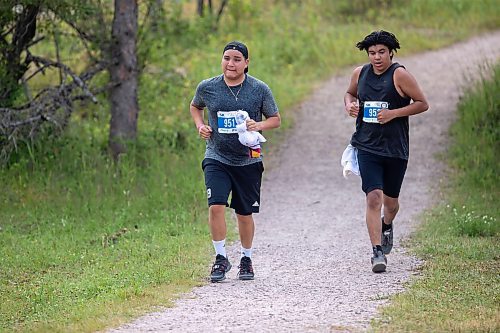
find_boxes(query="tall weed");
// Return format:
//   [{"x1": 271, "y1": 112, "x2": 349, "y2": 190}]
[
  {"x1": 446, "y1": 63, "x2": 500, "y2": 238},
  {"x1": 449, "y1": 63, "x2": 499, "y2": 191}
]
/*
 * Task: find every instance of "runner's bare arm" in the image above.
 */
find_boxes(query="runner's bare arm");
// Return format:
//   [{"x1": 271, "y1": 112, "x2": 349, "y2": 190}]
[
  {"x1": 344, "y1": 66, "x2": 362, "y2": 117},
  {"x1": 247, "y1": 113, "x2": 281, "y2": 132},
  {"x1": 190, "y1": 103, "x2": 212, "y2": 139},
  {"x1": 385, "y1": 67, "x2": 429, "y2": 119}
]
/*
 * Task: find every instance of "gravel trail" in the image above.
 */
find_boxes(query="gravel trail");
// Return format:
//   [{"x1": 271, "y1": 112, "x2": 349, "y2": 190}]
[{"x1": 108, "y1": 32, "x2": 500, "y2": 333}]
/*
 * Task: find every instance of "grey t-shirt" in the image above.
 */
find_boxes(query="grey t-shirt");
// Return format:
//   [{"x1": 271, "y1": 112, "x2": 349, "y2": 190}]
[{"x1": 191, "y1": 74, "x2": 279, "y2": 166}]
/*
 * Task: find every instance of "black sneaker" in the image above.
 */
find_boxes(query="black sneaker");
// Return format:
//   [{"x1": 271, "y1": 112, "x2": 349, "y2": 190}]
[
  {"x1": 210, "y1": 254, "x2": 231, "y2": 282},
  {"x1": 381, "y1": 217, "x2": 393, "y2": 255},
  {"x1": 237, "y1": 256, "x2": 254, "y2": 280},
  {"x1": 371, "y1": 249, "x2": 387, "y2": 273}
]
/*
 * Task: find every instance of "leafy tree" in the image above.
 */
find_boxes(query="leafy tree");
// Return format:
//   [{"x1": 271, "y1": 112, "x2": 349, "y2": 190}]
[
  {"x1": 0, "y1": 2, "x2": 39, "y2": 107},
  {"x1": 0, "y1": 0, "x2": 146, "y2": 161},
  {"x1": 0, "y1": 1, "x2": 107, "y2": 161}
]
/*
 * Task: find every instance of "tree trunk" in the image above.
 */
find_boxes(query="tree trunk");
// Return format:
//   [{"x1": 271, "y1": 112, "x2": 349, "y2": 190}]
[
  {"x1": 108, "y1": 0, "x2": 139, "y2": 160},
  {"x1": 197, "y1": 0, "x2": 204, "y2": 16},
  {"x1": 0, "y1": 5, "x2": 39, "y2": 107},
  {"x1": 215, "y1": 0, "x2": 228, "y2": 25}
]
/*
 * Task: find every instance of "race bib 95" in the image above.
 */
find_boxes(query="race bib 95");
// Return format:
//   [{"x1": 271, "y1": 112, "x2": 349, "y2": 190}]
[{"x1": 363, "y1": 101, "x2": 389, "y2": 123}]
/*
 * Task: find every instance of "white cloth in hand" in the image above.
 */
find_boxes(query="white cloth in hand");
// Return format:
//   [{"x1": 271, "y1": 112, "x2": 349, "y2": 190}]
[
  {"x1": 340, "y1": 144, "x2": 360, "y2": 178},
  {"x1": 235, "y1": 110, "x2": 266, "y2": 149}
]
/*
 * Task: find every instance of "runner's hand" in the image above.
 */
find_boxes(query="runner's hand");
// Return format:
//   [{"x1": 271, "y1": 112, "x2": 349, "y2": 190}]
[
  {"x1": 377, "y1": 109, "x2": 395, "y2": 124},
  {"x1": 198, "y1": 124, "x2": 212, "y2": 139},
  {"x1": 246, "y1": 119, "x2": 261, "y2": 131},
  {"x1": 346, "y1": 101, "x2": 359, "y2": 118}
]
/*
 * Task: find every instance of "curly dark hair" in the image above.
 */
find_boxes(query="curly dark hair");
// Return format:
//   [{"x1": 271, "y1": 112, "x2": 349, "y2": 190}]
[{"x1": 356, "y1": 30, "x2": 400, "y2": 58}]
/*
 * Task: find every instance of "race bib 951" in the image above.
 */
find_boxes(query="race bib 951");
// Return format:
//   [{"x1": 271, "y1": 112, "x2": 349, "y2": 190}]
[{"x1": 217, "y1": 111, "x2": 238, "y2": 133}]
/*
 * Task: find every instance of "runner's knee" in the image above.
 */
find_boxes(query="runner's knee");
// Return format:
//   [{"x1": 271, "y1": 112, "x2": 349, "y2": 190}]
[
  {"x1": 384, "y1": 197, "x2": 399, "y2": 214},
  {"x1": 209, "y1": 204, "x2": 226, "y2": 219},
  {"x1": 366, "y1": 190, "x2": 383, "y2": 210},
  {"x1": 236, "y1": 213, "x2": 254, "y2": 224}
]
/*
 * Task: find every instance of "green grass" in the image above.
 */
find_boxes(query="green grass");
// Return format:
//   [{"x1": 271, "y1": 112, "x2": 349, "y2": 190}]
[
  {"x1": 373, "y1": 63, "x2": 500, "y2": 332},
  {"x1": 1, "y1": 0, "x2": 499, "y2": 332},
  {"x1": 0, "y1": 128, "x2": 211, "y2": 332}
]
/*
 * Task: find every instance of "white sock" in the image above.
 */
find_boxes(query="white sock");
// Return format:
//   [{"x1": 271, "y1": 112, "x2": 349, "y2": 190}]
[
  {"x1": 212, "y1": 239, "x2": 226, "y2": 257},
  {"x1": 241, "y1": 246, "x2": 252, "y2": 258}
]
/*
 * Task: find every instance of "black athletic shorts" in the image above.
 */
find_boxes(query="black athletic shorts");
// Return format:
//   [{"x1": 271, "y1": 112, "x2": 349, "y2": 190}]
[
  {"x1": 357, "y1": 149, "x2": 408, "y2": 198},
  {"x1": 202, "y1": 158, "x2": 264, "y2": 215}
]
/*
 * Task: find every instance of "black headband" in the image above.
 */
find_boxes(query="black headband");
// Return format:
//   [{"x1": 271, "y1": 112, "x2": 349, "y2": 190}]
[{"x1": 223, "y1": 41, "x2": 249, "y2": 59}]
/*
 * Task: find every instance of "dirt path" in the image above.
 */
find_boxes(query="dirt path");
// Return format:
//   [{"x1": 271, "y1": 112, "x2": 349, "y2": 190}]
[{"x1": 108, "y1": 32, "x2": 500, "y2": 333}]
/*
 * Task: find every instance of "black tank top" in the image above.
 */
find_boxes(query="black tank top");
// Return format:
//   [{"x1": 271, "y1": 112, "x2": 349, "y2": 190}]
[{"x1": 350, "y1": 63, "x2": 411, "y2": 160}]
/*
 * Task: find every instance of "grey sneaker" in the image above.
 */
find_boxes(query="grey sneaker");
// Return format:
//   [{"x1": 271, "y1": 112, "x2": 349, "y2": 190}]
[
  {"x1": 371, "y1": 249, "x2": 387, "y2": 273},
  {"x1": 237, "y1": 256, "x2": 254, "y2": 280},
  {"x1": 381, "y1": 217, "x2": 393, "y2": 255},
  {"x1": 210, "y1": 254, "x2": 231, "y2": 282}
]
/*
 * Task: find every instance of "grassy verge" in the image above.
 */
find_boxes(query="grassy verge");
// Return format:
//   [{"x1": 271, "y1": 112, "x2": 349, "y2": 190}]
[
  {"x1": 0, "y1": 0, "x2": 499, "y2": 332},
  {"x1": 374, "y1": 64, "x2": 499, "y2": 332},
  {"x1": 0, "y1": 133, "x2": 211, "y2": 332}
]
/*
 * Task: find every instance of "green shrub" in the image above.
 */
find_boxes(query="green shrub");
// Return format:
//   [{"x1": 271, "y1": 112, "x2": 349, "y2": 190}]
[{"x1": 450, "y1": 205, "x2": 499, "y2": 237}]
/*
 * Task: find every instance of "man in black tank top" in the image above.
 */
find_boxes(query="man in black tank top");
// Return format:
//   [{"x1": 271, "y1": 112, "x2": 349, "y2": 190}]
[{"x1": 343, "y1": 30, "x2": 429, "y2": 273}]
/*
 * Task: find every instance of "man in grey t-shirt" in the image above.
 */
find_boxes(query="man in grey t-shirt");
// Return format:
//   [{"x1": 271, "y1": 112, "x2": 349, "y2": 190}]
[{"x1": 189, "y1": 41, "x2": 281, "y2": 282}]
